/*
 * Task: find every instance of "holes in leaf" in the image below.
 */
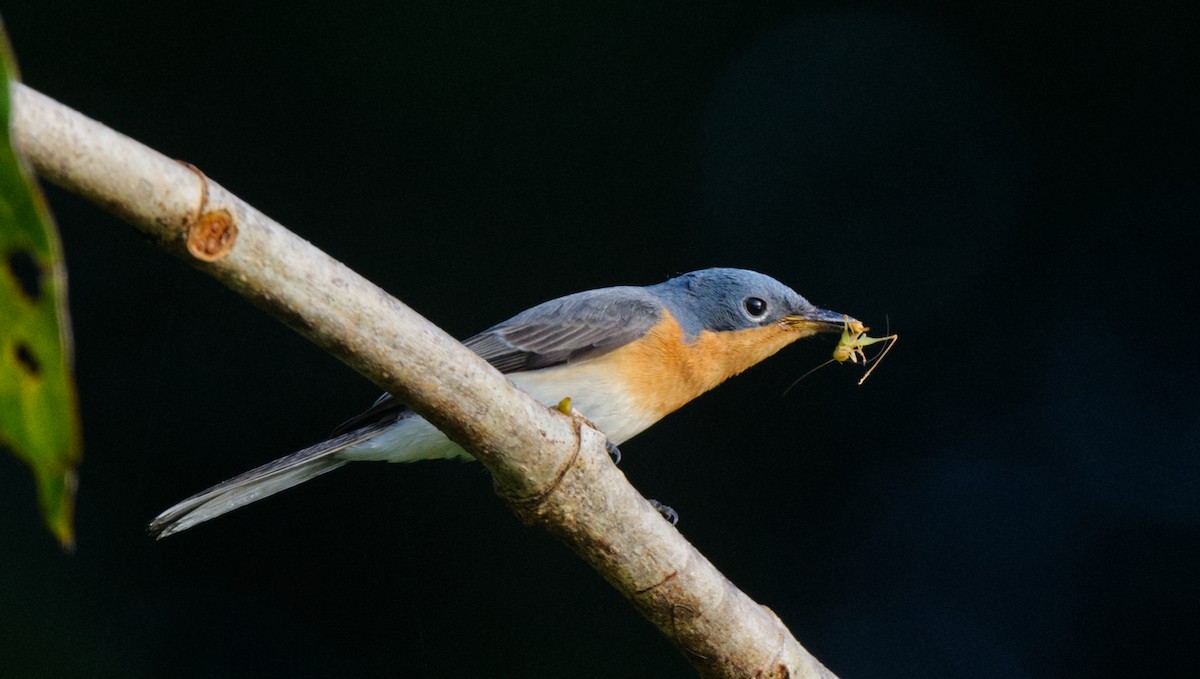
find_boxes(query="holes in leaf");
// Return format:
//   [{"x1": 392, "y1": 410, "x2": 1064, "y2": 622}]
[
  {"x1": 15, "y1": 342, "x2": 41, "y2": 376},
  {"x1": 6, "y1": 249, "x2": 43, "y2": 302}
]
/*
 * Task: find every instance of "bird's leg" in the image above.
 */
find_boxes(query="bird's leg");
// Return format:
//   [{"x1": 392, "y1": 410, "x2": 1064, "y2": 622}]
[
  {"x1": 555, "y1": 397, "x2": 621, "y2": 464},
  {"x1": 649, "y1": 499, "x2": 679, "y2": 525}
]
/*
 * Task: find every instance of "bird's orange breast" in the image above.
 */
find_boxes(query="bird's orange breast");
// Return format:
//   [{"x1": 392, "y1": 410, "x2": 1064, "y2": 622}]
[{"x1": 591, "y1": 312, "x2": 808, "y2": 420}]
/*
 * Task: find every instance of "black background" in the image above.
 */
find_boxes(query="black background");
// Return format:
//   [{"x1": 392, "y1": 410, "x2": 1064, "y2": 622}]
[{"x1": 3, "y1": 2, "x2": 1198, "y2": 677}]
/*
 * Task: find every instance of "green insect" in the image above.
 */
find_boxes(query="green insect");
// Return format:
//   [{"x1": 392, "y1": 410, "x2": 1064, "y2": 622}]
[
  {"x1": 832, "y1": 318, "x2": 898, "y2": 385},
  {"x1": 783, "y1": 316, "x2": 897, "y2": 395}
]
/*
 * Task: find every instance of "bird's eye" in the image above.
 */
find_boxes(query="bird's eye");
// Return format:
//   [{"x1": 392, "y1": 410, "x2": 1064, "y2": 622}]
[{"x1": 743, "y1": 297, "x2": 768, "y2": 318}]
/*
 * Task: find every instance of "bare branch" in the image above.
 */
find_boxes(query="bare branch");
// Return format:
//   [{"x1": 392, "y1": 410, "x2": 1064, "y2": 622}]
[{"x1": 9, "y1": 81, "x2": 837, "y2": 679}]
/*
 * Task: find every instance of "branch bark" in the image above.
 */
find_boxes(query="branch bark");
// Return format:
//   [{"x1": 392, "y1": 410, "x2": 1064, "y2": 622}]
[{"x1": 9, "y1": 81, "x2": 838, "y2": 679}]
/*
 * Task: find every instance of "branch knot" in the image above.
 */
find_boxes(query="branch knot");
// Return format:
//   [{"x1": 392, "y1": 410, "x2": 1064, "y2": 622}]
[{"x1": 178, "y1": 161, "x2": 237, "y2": 262}]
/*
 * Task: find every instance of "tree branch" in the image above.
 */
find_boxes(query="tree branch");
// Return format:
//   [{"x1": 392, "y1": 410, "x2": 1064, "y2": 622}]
[{"x1": 9, "y1": 81, "x2": 837, "y2": 679}]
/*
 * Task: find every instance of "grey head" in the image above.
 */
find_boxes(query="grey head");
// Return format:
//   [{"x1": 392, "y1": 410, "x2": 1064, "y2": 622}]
[{"x1": 646, "y1": 268, "x2": 849, "y2": 338}]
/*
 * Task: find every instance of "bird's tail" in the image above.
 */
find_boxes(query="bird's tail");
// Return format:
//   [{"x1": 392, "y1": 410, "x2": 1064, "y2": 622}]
[{"x1": 148, "y1": 423, "x2": 390, "y2": 539}]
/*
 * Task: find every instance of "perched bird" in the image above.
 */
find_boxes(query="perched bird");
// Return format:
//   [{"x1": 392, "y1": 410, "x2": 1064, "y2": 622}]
[{"x1": 149, "y1": 268, "x2": 852, "y2": 537}]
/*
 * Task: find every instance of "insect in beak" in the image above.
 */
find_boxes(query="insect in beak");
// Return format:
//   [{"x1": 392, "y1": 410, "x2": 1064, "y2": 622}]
[
  {"x1": 832, "y1": 316, "x2": 898, "y2": 385},
  {"x1": 782, "y1": 314, "x2": 897, "y2": 395}
]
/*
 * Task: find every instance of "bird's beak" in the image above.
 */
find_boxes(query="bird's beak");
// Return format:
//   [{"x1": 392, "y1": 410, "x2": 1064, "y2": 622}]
[{"x1": 782, "y1": 307, "x2": 855, "y2": 333}]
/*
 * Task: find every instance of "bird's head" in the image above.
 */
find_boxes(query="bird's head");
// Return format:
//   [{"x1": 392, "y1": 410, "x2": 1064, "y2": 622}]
[{"x1": 650, "y1": 268, "x2": 852, "y2": 338}]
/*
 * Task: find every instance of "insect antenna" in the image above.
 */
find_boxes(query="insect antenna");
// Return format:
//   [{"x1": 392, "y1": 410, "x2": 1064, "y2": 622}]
[{"x1": 782, "y1": 358, "x2": 837, "y2": 397}]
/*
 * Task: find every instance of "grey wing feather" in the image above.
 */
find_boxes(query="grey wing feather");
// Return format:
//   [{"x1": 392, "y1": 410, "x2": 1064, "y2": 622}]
[
  {"x1": 463, "y1": 286, "x2": 663, "y2": 372},
  {"x1": 332, "y1": 286, "x2": 663, "y2": 434},
  {"x1": 330, "y1": 391, "x2": 409, "y2": 436}
]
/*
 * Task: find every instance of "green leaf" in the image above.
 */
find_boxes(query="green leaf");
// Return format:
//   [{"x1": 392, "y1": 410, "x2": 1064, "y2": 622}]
[{"x1": 0, "y1": 20, "x2": 82, "y2": 551}]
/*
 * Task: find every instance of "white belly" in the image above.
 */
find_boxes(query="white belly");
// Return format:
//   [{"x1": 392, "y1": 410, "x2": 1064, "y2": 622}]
[{"x1": 338, "y1": 362, "x2": 659, "y2": 464}]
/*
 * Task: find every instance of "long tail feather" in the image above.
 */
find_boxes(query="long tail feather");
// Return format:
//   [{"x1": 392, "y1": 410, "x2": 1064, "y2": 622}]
[{"x1": 148, "y1": 423, "x2": 389, "y2": 539}]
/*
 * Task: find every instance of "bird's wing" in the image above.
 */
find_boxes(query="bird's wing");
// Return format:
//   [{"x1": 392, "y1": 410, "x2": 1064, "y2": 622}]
[
  {"x1": 332, "y1": 286, "x2": 664, "y2": 434},
  {"x1": 463, "y1": 286, "x2": 663, "y2": 372}
]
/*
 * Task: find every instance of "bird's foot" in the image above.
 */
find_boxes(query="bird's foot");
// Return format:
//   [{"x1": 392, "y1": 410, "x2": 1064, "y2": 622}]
[{"x1": 649, "y1": 499, "x2": 679, "y2": 525}]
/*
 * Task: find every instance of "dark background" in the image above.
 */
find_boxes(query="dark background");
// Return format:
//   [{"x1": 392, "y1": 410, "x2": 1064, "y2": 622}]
[{"x1": 3, "y1": 2, "x2": 1198, "y2": 677}]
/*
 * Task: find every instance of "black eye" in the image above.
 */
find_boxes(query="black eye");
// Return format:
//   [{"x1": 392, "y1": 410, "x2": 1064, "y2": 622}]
[{"x1": 743, "y1": 297, "x2": 768, "y2": 318}]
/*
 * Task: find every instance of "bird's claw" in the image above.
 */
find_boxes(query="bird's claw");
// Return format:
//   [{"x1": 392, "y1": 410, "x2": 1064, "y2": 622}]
[
  {"x1": 649, "y1": 499, "x2": 679, "y2": 525},
  {"x1": 605, "y1": 441, "x2": 622, "y2": 465}
]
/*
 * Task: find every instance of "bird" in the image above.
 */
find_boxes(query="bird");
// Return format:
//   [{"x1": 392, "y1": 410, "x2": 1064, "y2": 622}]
[{"x1": 149, "y1": 268, "x2": 853, "y2": 538}]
